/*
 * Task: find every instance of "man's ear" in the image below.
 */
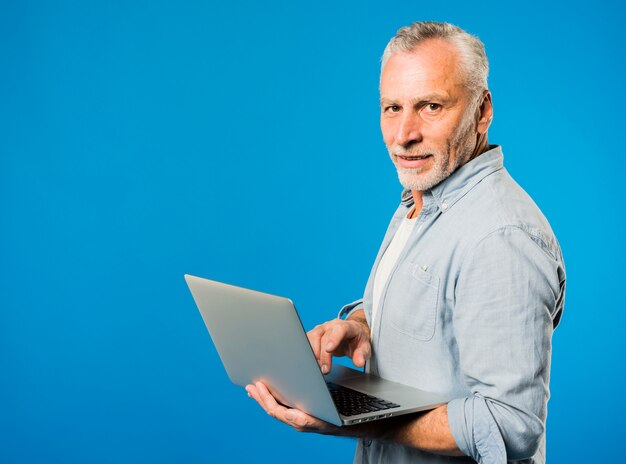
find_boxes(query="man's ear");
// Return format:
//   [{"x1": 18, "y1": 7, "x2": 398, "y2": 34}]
[{"x1": 476, "y1": 90, "x2": 493, "y2": 135}]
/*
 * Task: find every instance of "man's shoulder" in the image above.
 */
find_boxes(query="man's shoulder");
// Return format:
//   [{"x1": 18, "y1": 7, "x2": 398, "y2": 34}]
[
  {"x1": 460, "y1": 167, "x2": 548, "y2": 227},
  {"x1": 452, "y1": 167, "x2": 561, "y2": 260}
]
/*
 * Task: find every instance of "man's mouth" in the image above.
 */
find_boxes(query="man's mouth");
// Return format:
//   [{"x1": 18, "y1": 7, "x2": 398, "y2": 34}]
[
  {"x1": 397, "y1": 154, "x2": 431, "y2": 161},
  {"x1": 395, "y1": 153, "x2": 433, "y2": 169}
]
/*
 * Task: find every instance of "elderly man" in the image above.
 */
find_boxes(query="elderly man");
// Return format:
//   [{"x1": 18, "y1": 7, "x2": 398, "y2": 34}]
[{"x1": 246, "y1": 21, "x2": 565, "y2": 464}]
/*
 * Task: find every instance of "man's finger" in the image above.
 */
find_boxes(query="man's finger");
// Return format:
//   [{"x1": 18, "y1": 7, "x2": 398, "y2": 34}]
[
  {"x1": 246, "y1": 384, "x2": 261, "y2": 404},
  {"x1": 322, "y1": 322, "x2": 349, "y2": 353},
  {"x1": 247, "y1": 383, "x2": 279, "y2": 416},
  {"x1": 307, "y1": 326, "x2": 323, "y2": 367},
  {"x1": 319, "y1": 324, "x2": 346, "y2": 374},
  {"x1": 353, "y1": 343, "x2": 371, "y2": 367},
  {"x1": 246, "y1": 383, "x2": 333, "y2": 433},
  {"x1": 253, "y1": 382, "x2": 312, "y2": 427},
  {"x1": 254, "y1": 381, "x2": 285, "y2": 417}
]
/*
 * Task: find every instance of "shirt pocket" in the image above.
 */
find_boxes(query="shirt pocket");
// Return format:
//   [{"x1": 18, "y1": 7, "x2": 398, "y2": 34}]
[{"x1": 384, "y1": 262, "x2": 440, "y2": 341}]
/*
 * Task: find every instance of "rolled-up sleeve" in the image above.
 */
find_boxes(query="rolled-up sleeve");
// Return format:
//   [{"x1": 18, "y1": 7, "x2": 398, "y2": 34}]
[
  {"x1": 447, "y1": 226, "x2": 565, "y2": 463},
  {"x1": 337, "y1": 299, "x2": 364, "y2": 320}
]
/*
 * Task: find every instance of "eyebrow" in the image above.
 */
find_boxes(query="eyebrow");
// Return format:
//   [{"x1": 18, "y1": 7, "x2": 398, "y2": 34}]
[{"x1": 380, "y1": 93, "x2": 453, "y2": 106}]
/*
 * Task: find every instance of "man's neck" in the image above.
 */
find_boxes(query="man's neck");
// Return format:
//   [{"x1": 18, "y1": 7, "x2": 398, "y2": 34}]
[
  {"x1": 469, "y1": 133, "x2": 490, "y2": 163},
  {"x1": 409, "y1": 191, "x2": 424, "y2": 219}
]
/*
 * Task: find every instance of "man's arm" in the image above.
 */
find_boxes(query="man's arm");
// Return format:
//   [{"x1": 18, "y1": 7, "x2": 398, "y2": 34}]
[
  {"x1": 246, "y1": 309, "x2": 464, "y2": 457},
  {"x1": 446, "y1": 227, "x2": 565, "y2": 461},
  {"x1": 247, "y1": 379, "x2": 462, "y2": 456}
]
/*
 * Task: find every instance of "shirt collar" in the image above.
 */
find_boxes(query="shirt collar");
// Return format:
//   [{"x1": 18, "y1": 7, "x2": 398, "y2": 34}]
[{"x1": 400, "y1": 145, "x2": 504, "y2": 213}]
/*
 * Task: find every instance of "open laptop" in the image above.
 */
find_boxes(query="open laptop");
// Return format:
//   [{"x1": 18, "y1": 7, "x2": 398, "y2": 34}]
[{"x1": 185, "y1": 274, "x2": 449, "y2": 426}]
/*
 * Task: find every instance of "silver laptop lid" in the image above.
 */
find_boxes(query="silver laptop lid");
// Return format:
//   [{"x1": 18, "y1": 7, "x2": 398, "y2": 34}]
[{"x1": 185, "y1": 274, "x2": 342, "y2": 425}]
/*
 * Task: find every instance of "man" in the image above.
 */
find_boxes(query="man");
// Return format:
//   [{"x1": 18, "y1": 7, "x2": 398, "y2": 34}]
[{"x1": 246, "y1": 21, "x2": 565, "y2": 464}]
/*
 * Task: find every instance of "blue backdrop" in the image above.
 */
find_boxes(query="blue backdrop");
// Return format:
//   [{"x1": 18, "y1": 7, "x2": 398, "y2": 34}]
[{"x1": 2, "y1": 1, "x2": 624, "y2": 462}]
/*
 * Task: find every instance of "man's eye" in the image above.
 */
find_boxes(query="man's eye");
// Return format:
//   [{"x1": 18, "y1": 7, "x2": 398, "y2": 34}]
[
  {"x1": 386, "y1": 105, "x2": 401, "y2": 113},
  {"x1": 426, "y1": 103, "x2": 442, "y2": 112}
]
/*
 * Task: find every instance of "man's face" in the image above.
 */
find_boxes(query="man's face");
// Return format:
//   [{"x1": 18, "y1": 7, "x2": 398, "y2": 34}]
[{"x1": 380, "y1": 39, "x2": 478, "y2": 191}]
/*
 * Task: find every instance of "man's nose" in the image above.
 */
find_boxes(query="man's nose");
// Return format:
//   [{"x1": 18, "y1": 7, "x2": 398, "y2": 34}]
[{"x1": 395, "y1": 111, "x2": 422, "y2": 146}]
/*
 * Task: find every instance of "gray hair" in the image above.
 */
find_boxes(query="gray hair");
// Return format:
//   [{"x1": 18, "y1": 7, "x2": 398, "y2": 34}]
[{"x1": 381, "y1": 22, "x2": 489, "y2": 102}]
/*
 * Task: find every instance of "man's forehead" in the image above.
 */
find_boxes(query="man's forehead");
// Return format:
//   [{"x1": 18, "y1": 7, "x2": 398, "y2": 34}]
[
  {"x1": 380, "y1": 39, "x2": 465, "y2": 98},
  {"x1": 386, "y1": 38, "x2": 463, "y2": 74}
]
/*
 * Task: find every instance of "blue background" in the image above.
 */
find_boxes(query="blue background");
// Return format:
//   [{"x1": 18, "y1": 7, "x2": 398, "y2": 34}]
[{"x1": 1, "y1": 0, "x2": 624, "y2": 462}]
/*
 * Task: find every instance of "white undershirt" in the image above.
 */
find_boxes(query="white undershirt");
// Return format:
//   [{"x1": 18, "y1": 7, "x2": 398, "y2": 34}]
[{"x1": 372, "y1": 216, "x2": 418, "y2": 326}]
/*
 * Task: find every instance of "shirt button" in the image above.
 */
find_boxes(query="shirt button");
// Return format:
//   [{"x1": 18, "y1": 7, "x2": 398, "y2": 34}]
[{"x1": 441, "y1": 201, "x2": 449, "y2": 210}]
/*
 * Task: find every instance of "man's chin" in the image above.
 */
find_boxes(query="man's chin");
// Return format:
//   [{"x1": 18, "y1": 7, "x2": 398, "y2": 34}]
[{"x1": 397, "y1": 169, "x2": 443, "y2": 191}]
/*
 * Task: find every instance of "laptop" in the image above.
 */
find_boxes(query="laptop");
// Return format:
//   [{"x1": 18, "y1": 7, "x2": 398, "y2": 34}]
[{"x1": 185, "y1": 274, "x2": 449, "y2": 426}]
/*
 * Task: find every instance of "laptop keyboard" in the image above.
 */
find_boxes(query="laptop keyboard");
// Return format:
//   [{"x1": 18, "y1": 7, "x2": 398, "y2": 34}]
[{"x1": 326, "y1": 382, "x2": 401, "y2": 417}]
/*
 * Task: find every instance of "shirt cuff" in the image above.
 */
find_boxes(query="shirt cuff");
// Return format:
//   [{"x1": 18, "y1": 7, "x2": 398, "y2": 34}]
[
  {"x1": 447, "y1": 396, "x2": 507, "y2": 464},
  {"x1": 337, "y1": 299, "x2": 364, "y2": 320}
]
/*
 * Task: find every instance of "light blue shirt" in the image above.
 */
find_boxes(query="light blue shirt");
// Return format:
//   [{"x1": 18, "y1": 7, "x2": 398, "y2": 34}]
[{"x1": 339, "y1": 146, "x2": 566, "y2": 464}]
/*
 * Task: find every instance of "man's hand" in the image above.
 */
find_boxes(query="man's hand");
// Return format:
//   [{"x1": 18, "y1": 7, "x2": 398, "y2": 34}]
[
  {"x1": 245, "y1": 381, "x2": 462, "y2": 456},
  {"x1": 307, "y1": 310, "x2": 371, "y2": 374},
  {"x1": 245, "y1": 381, "x2": 339, "y2": 434}
]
